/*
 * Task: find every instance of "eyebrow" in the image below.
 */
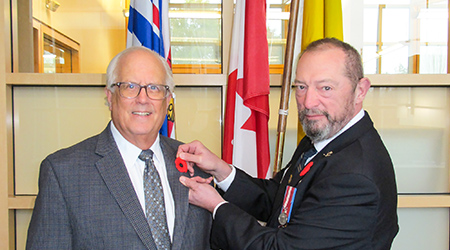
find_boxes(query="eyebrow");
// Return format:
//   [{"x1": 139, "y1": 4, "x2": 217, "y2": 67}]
[{"x1": 293, "y1": 79, "x2": 335, "y2": 85}]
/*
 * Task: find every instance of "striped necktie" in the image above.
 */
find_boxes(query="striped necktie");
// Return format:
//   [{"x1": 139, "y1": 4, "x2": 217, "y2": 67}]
[{"x1": 299, "y1": 146, "x2": 317, "y2": 169}]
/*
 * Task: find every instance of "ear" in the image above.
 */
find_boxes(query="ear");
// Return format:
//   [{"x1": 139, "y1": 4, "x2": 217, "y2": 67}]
[
  {"x1": 354, "y1": 77, "x2": 371, "y2": 105},
  {"x1": 105, "y1": 87, "x2": 113, "y2": 111}
]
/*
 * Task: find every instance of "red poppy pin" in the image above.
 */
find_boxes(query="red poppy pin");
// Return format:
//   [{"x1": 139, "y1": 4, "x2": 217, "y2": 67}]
[
  {"x1": 175, "y1": 157, "x2": 188, "y2": 173},
  {"x1": 300, "y1": 161, "x2": 314, "y2": 176}
]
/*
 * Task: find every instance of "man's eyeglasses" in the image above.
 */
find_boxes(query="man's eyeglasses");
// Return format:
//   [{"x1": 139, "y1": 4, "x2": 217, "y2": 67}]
[{"x1": 111, "y1": 82, "x2": 171, "y2": 100}]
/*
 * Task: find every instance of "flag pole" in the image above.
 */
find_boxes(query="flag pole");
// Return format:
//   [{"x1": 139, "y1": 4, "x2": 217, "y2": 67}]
[{"x1": 273, "y1": 0, "x2": 301, "y2": 175}]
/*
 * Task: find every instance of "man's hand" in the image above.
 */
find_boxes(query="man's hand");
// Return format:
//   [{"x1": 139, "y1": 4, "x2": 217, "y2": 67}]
[
  {"x1": 177, "y1": 140, "x2": 232, "y2": 182},
  {"x1": 179, "y1": 176, "x2": 225, "y2": 213}
]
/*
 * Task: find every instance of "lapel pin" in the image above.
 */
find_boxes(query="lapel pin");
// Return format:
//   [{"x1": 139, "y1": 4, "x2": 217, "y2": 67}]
[
  {"x1": 323, "y1": 151, "x2": 333, "y2": 157},
  {"x1": 175, "y1": 157, "x2": 188, "y2": 173}
]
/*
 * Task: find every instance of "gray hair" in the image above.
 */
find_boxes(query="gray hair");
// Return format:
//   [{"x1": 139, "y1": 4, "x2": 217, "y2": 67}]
[
  {"x1": 298, "y1": 38, "x2": 364, "y2": 89},
  {"x1": 105, "y1": 46, "x2": 175, "y2": 92}
]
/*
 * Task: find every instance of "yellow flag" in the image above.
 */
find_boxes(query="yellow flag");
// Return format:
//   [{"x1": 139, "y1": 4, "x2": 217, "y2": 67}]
[
  {"x1": 298, "y1": 0, "x2": 343, "y2": 142},
  {"x1": 324, "y1": 0, "x2": 343, "y2": 40}
]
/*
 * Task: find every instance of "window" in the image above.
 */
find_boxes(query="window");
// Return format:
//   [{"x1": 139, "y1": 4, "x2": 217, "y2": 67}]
[
  {"x1": 169, "y1": 0, "x2": 222, "y2": 74},
  {"x1": 33, "y1": 19, "x2": 80, "y2": 73},
  {"x1": 362, "y1": 0, "x2": 448, "y2": 74},
  {"x1": 267, "y1": 0, "x2": 290, "y2": 74}
]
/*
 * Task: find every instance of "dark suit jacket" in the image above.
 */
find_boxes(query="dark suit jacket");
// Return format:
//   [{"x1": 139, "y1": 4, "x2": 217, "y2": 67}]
[
  {"x1": 26, "y1": 123, "x2": 212, "y2": 250},
  {"x1": 211, "y1": 112, "x2": 398, "y2": 250}
]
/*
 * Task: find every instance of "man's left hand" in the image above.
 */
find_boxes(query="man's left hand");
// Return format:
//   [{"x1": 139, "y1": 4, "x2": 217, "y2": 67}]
[{"x1": 179, "y1": 176, "x2": 224, "y2": 213}]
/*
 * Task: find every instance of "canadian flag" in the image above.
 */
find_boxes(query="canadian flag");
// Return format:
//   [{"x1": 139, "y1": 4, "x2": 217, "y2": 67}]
[{"x1": 222, "y1": 0, "x2": 270, "y2": 179}]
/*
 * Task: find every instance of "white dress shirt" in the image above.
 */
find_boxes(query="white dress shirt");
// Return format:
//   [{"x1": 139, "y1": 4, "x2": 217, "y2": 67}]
[{"x1": 110, "y1": 122, "x2": 175, "y2": 241}]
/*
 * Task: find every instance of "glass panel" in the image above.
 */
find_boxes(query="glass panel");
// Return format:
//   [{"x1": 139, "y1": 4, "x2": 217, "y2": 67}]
[
  {"x1": 362, "y1": 45, "x2": 378, "y2": 74},
  {"x1": 32, "y1": 19, "x2": 81, "y2": 73},
  {"x1": 380, "y1": 45, "x2": 409, "y2": 74},
  {"x1": 173, "y1": 87, "x2": 222, "y2": 156},
  {"x1": 363, "y1": 7, "x2": 378, "y2": 43},
  {"x1": 267, "y1": 17, "x2": 285, "y2": 65},
  {"x1": 263, "y1": 0, "x2": 449, "y2": 75},
  {"x1": 267, "y1": 0, "x2": 290, "y2": 68},
  {"x1": 420, "y1": 45, "x2": 447, "y2": 73},
  {"x1": 392, "y1": 208, "x2": 449, "y2": 249},
  {"x1": 13, "y1": 86, "x2": 111, "y2": 194},
  {"x1": 381, "y1": 8, "x2": 409, "y2": 43},
  {"x1": 16, "y1": 210, "x2": 33, "y2": 250},
  {"x1": 43, "y1": 35, "x2": 74, "y2": 73},
  {"x1": 420, "y1": 8, "x2": 448, "y2": 43},
  {"x1": 169, "y1": 0, "x2": 222, "y2": 74},
  {"x1": 364, "y1": 87, "x2": 450, "y2": 194},
  {"x1": 419, "y1": 5, "x2": 448, "y2": 74},
  {"x1": 360, "y1": 0, "x2": 448, "y2": 74}
]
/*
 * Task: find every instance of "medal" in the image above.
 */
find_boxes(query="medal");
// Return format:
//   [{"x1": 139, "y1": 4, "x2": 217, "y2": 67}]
[
  {"x1": 279, "y1": 185, "x2": 297, "y2": 226},
  {"x1": 278, "y1": 212, "x2": 288, "y2": 225}
]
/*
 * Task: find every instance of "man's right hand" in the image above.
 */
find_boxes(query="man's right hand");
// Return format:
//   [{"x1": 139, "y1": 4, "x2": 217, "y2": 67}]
[{"x1": 177, "y1": 140, "x2": 232, "y2": 182}]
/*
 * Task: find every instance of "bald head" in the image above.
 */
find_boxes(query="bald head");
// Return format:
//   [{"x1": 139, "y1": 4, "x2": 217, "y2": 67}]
[{"x1": 106, "y1": 46, "x2": 174, "y2": 93}]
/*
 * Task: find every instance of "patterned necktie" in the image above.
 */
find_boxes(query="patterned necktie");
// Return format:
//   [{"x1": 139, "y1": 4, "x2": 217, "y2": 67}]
[{"x1": 139, "y1": 149, "x2": 171, "y2": 250}]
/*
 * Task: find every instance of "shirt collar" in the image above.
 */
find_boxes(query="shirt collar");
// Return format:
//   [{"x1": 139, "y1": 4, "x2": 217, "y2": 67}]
[
  {"x1": 110, "y1": 121, "x2": 163, "y2": 166},
  {"x1": 313, "y1": 109, "x2": 364, "y2": 153}
]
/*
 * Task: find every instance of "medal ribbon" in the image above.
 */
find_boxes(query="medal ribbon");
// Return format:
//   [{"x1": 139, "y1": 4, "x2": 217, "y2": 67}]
[{"x1": 281, "y1": 185, "x2": 297, "y2": 224}]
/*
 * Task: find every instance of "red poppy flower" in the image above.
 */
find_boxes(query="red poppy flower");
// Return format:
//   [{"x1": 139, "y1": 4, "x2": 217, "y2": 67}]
[
  {"x1": 300, "y1": 161, "x2": 314, "y2": 176},
  {"x1": 175, "y1": 157, "x2": 188, "y2": 173}
]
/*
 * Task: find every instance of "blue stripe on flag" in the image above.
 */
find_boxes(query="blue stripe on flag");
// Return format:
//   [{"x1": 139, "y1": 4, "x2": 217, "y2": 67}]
[
  {"x1": 128, "y1": 5, "x2": 165, "y2": 56},
  {"x1": 159, "y1": 115, "x2": 169, "y2": 136}
]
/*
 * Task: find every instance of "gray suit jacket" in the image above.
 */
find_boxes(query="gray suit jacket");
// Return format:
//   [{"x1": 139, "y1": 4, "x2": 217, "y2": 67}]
[{"x1": 26, "y1": 123, "x2": 212, "y2": 250}]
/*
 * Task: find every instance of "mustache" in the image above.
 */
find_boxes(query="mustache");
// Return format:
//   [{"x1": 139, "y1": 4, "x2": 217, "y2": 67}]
[{"x1": 299, "y1": 108, "x2": 328, "y2": 118}]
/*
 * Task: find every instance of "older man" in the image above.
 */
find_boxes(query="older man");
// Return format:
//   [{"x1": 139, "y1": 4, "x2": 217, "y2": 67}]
[
  {"x1": 178, "y1": 38, "x2": 398, "y2": 249},
  {"x1": 27, "y1": 46, "x2": 212, "y2": 250}
]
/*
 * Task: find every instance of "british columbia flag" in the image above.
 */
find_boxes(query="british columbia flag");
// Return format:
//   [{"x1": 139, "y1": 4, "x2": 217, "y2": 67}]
[{"x1": 127, "y1": 0, "x2": 175, "y2": 139}]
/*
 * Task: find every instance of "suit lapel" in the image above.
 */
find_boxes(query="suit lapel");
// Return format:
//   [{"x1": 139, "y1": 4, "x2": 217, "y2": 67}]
[
  {"x1": 94, "y1": 124, "x2": 157, "y2": 250},
  {"x1": 160, "y1": 137, "x2": 190, "y2": 250},
  {"x1": 290, "y1": 112, "x2": 375, "y2": 209},
  {"x1": 269, "y1": 112, "x2": 375, "y2": 227}
]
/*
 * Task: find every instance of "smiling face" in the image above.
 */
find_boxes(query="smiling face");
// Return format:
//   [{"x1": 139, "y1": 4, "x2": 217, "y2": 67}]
[
  {"x1": 106, "y1": 50, "x2": 171, "y2": 149},
  {"x1": 294, "y1": 46, "x2": 369, "y2": 142}
]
